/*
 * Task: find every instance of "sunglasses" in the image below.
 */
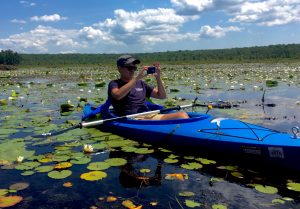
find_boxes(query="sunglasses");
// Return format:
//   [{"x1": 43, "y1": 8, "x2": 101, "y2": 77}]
[{"x1": 125, "y1": 66, "x2": 137, "y2": 72}]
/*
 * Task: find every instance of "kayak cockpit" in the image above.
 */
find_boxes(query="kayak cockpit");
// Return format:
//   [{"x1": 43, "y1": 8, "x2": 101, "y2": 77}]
[{"x1": 106, "y1": 111, "x2": 211, "y2": 125}]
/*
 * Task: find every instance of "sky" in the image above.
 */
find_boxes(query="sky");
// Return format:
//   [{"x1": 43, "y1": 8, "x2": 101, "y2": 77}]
[{"x1": 0, "y1": 0, "x2": 299, "y2": 54}]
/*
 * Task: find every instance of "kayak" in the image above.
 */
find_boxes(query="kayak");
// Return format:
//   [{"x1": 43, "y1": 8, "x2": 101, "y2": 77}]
[{"x1": 83, "y1": 102, "x2": 300, "y2": 171}]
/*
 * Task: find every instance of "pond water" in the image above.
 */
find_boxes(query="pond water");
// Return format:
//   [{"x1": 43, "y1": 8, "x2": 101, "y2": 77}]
[{"x1": 1, "y1": 63, "x2": 300, "y2": 209}]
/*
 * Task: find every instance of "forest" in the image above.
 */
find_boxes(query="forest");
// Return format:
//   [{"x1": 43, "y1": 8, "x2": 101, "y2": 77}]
[{"x1": 1, "y1": 43, "x2": 300, "y2": 67}]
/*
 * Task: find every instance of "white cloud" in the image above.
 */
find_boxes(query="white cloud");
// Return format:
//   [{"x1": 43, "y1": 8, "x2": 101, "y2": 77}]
[
  {"x1": 30, "y1": 14, "x2": 67, "y2": 22},
  {"x1": 11, "y1": 19, "x2": 27, "y2": 24},
  {"x1": 171, "y1": 0, "x2": 213, "y2": 14},
  {"x1": 0, "y1": 25, "x2": 81, "y2": 53},
  {"x1": 229, "y1": 0, "x2": 300, "y2": 26},
  {"x1": 199, "y1": 25, "x2": 241, "y2": 38},
  {"x1": 20, "y1": 1, "x2": 36, "y2": 7}
]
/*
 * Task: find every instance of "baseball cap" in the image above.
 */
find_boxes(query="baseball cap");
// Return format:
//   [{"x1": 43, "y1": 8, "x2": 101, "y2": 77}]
[{"x1": 117, "y1": 55, "x2": 140, "y2": 67}]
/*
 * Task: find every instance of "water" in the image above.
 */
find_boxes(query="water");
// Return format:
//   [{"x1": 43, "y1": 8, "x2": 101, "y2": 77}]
[{"x1": 1, "y1": 64, "x2": 300, "y2": 208}]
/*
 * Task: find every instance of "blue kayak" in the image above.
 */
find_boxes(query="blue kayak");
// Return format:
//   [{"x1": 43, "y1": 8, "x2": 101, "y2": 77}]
[{"x1": 83, "y1": 102, "x2": 300, "y2": 170}]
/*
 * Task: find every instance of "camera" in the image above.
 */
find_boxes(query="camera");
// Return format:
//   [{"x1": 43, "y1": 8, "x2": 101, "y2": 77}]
[{"x1": 147, "y1": 66, "x2": 156, "y2": 74}]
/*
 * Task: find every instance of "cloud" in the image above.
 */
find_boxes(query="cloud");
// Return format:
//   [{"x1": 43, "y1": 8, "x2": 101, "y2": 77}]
[
  {"x1": 11, "y1": 19, "x2": 27, "y2": 24},
  {"x1": 171, "y1": 0, "x2": 213, "y2": 15},
  {"x1": 19, "y1": 1, "x2": 36, "y2": 7},
  {"x1": 229, "y1": 0, "x2": 300, "y2": 26},
  {"x1": 0, "y1": 25, "x2": 81, "y2": 53},
  {"x1": 30, "y1": 14, "x2": 67, "y2": 22},
  {"x1": 170, "y1": 0, "x2": 300, "y2": 26},
  {"x1": 199, "y1": 25, "x2": 241, "y2": 38}
]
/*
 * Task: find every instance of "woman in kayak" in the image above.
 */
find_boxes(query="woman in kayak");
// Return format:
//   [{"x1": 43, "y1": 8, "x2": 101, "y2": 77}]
[{"x1": 108, "y1": 54, "x2": 189, "y2": 120}]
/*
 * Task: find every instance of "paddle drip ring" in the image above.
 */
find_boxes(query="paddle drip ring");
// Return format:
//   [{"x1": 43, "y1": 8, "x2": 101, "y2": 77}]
[{"x1": 292, "y1": 126, "x2": 300, "y2": 139}]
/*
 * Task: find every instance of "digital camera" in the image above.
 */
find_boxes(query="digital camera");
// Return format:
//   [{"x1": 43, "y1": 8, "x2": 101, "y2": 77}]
[{"x1": 147, "y1": 66, "x2": 156, "y2": 74}]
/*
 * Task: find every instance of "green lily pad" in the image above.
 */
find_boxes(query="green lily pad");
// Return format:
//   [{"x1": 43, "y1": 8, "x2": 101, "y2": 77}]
[
  {"x1": 179, "y1": 191, "x2": 195, "y2": 197},
  {"x1": 105, "y1": 158, "x2": 127, "y2": 166},
  {"x1": 15, "y1": 161, "x2": 41, "y2": 170},
  {"x1": 48, "y1": 170, "x2": 72, "y2": 179},
  {"x1": 212, "y1": 204, "x2": 227, "y2": 209},
  {"x1": 287, "y1": 182, "x2": 300, "y2": 192},
  {"x1": 0, "y1": 189, "x2": 8, "y2": 196},
  {"x1": 70, "y1": 157, "x2": 91, "y2": 165},
  {"x1": 0, "y1": 139, "x2": 35, "y2": 163},
  {"x1": 35, "y1": 165, "x2": 54, "y2": 173},
  {"x1": 195, "y1": 158, "x2": 216, "y2": 165},
  {"x1": 134, "y1": 148, "x2": 154, "y2": 154},
  {"x1": 164, "y1": 158, "x2": 178, "y2": 163},
  {"x1": 272, "y1": 199, "x2": 285, "y2": 204},
  {"x1": 21, "y1": 171, "x2": 35, "y2": 176},
  {"x1": 185, "y1": 200, "x2": 201, "y2": 208},
  {"x1": 255, "y1": 185, "x2": 278, "y2": 194},
  {"x1": 181, "y1": 162, "x2": 202, "y2": 170},
  {"x1": 87, "y1": 162, "x2": 110, "y2": 170},
  {"x1": 231, "y1": 172, "x2": 244, "y2": 178},
  {"x1": 140, "y1": 168, "x2": 151, "y2": 173}
]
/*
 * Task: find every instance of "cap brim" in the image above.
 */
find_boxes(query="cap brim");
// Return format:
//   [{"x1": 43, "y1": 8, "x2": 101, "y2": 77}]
[{"x1": 124, "y1": 57, "x2": 140, "y2": 66}]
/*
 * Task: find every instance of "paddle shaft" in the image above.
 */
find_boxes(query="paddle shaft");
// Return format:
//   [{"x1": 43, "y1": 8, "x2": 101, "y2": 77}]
[
  {"x1": 32, "y1": 103, "x2": 194, "y2": 138},
  {"x1": 81, "y1": 104, "x2": 193, "y2": 128}
]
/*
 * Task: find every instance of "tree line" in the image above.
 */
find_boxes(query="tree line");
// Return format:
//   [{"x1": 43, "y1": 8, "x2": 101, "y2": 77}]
[
  {"x1": 0, "y1": 50, "x2": 21, "y2": 65},
  {"x1": 1, "y1": 44, "x2": 300, "y2": 67}
]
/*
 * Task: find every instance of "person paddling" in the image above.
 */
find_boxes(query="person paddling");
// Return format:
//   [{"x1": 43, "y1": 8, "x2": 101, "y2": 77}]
[{"x1": 108, "y1": 54, "x2": 189, "y2": 120}]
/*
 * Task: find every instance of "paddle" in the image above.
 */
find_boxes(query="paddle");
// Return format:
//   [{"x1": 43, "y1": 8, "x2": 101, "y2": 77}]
[{"x1": 31, "y1": 103, "x2": 196, "y2": 138}]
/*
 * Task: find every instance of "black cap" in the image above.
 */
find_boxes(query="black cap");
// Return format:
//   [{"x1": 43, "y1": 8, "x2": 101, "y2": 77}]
[{"x1": 117, "y1": 55, "x2": 140, "y2": 67}]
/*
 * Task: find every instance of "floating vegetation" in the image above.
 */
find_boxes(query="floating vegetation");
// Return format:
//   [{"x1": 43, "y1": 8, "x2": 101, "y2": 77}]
[
  {"x1": 9, "y1": 182, "x2": 29, "y2": 191},
  {"x1": 48, "y1": 170, "x2": 72, "y2": 179},
  {"x1": 165, "y1": 173, "x2": 188, "y2": 181},
  {"x1": 179, "y1": 191, "x2": 195, "y2": 197},
  {"x1": 87, "y1": 162, "x2": 110, "y2": 171},
  {"x1": 0, "y1": 196, "x2": 23, "y2": 208},
  {"x1": 80, "y1": 171, "x2": 107, "y2": 181},
  {"x1": 266, "y1": 80, "x2": 278, "y2": 87},
  {"x1": 95, "y1": 82, "x2": 106, "y2": 88},
  {"x1": 164, "y1": 158, "x2": 178, "y2": 164},
  {"x1": 254, "y1": 185, "x2": 278, "y2": 194},
  {"x1": 104, "y1": 158, "x2": 127, "y2": 166},
  {"x1": 287, "y1": 182, "x2": 300, "y2": 192},
  {"x1": 60, "y1": 103, "x2": 75, "y2": 113},
  {"x1": 181, "y1": 162, "x2": 203, "y2": 170},
  {"x1": 35, "y1": 165, "x2": 54, "y2": 173},
  {"x1": 185, "y1": 200, "x2": 202, "y2": 208},
  {"x1": 212, "y1": 204, "x2": 227, "y2": 209}
]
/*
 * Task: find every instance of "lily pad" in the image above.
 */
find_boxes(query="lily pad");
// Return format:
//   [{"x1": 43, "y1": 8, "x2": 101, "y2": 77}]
[
  {"x1": 287, "y1": 182, "x2": 300, "y2": 192},
  {"x1": 9, "y1": 182, "x2": 29, "y2": 191},
  {"x1": 164, "y1": 158, "x2": 178, "y2": 163},
  {"x1": 0, "y1": 189, "x2": 8, "y2": 196},
  {"x1": 87, "y1": 162, "x2": 110, "y2": 170},
  {"x1": 195, "y1": 158, "x2": 216, "y2": 165},
  {"x1": 0, "y1": 195, "x2": 23, "y2": 208},
  {"x1": 181, "y1": 162, "x2": 202, "y2": 170},
  {"x1": 54, "y1": 162, "x2": 72, "y2": 170},
  {"x1": 70, "y1": 157, "x2": 91, "y2": 165},
  {"x1": 80, "y1": 171, "x2": 107, "y2": 181},
  {"x1": 185, "y1": 200, "x2": 201, "y2": 208},
  {"x1": 48, "y1": 170, "x2": 72, "y2": 179},
  {"x1": 179, "y1": 191, "x2": 195, "y2": 197},
  {"x1": 21, "y1": 171, "x2": 35, "y2": 176},
  {"x1": 134, "y1": 148, "x2": 154, "y2": 154},
  {"x1": 35, "y1": 165, "x2": 54, "y2": 173},
  {"x1": 254, "y1": 185, "x2": 278, "y2": 194},
  {"x1": 140, "y1": 168, "x2": 151, "y2": 173},
  {"x1": 15, "y1": 161, "x2": 41, "y2": 170},
  {"x1": 105, "y1": 158, "x2": 127, "y2": 166},
  {"x1": 212, "y1": 204, "x2": 227, "y2": 209}
]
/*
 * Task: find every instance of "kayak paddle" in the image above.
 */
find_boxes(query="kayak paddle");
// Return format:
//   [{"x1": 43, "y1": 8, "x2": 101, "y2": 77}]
[{"x1": 31, "y1": 103, "x2": 196, "y2": 138}]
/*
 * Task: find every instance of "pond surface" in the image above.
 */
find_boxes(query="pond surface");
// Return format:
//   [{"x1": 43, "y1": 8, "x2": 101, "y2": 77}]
[{"x1": 1, "y1": 63, "x2": 300, "y2": 209}]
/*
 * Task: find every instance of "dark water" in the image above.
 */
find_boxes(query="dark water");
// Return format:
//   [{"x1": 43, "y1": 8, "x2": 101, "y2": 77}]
[{"x1": 1, "y1": 65, "x2": 300, "y2": 209}]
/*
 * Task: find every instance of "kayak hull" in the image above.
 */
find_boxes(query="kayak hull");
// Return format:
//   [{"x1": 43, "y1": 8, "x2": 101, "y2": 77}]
[{"x1": 98, "y1": 111, "x2": 300, "y2": 171}]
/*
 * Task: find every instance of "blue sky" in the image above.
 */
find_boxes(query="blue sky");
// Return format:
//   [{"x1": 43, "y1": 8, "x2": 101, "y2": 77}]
[{"x1": 0, "y1": 0, "x2": 299, "y2": 53}]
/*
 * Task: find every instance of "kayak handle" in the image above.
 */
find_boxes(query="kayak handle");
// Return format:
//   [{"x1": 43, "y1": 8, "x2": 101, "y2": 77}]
[{"x1": 292, "y1": 126, "x2": 300, "y2": 139}]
